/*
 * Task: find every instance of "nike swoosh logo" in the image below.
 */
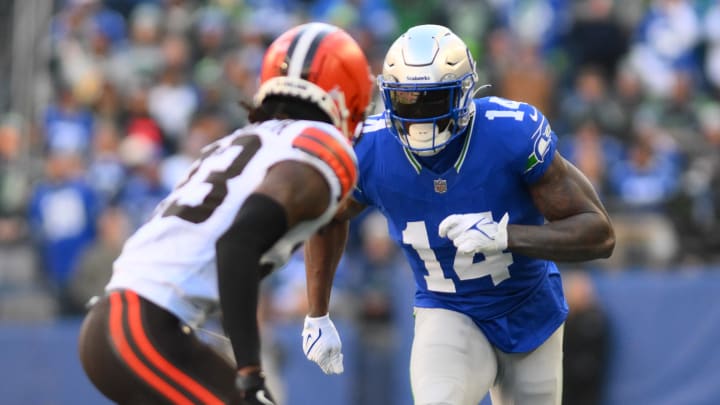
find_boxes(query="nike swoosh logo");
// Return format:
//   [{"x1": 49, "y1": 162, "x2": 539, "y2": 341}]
[
  {"x1": 470, "y1": 218, "x2": 492, "y2": 231},
  {"x1": 305, "y1": 328, "x2": 322, "y2": 355},
  {"x1": 256, "y1": 390, "x2": 274, "y2": 405},
  {"x1": 529, "y1": 107, "x2": 538, "y2": 122}
]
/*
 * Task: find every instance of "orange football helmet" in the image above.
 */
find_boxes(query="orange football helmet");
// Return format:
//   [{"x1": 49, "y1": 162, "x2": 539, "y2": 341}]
[{"x1": 256, "y1": 22, "x2": 373, "y2": 139}]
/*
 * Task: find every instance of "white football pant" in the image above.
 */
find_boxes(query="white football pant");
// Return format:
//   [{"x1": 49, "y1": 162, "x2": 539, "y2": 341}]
[{"x1": 410, "y1": 307, "x2": 563, "y2": 405}]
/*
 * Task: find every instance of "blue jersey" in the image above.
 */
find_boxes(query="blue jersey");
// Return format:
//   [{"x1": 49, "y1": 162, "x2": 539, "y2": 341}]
[{"x1": 353, "y1": 97, "x2": 568, "y2": 353}]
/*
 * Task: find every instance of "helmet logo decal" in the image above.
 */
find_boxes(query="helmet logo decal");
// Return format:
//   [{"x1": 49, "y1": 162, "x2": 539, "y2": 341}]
[{"x1": 286, "y1": 24, "x2": 333, "y2": 78}]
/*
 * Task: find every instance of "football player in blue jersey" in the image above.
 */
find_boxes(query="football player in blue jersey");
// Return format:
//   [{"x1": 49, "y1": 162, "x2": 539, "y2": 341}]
[{"x1": 300, "y1": 25, "x2": 615, "y2": 405}]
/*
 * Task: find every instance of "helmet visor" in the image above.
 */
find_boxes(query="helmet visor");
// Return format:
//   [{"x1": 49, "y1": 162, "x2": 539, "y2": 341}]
[{"x1": 388, "y1": 88, "x2": 453, "y2": 120}]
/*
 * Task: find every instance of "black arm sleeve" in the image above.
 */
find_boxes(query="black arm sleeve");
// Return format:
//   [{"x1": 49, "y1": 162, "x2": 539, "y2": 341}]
[{"x1": 216, "y1": 193, "x2": 288, "y2": 369}]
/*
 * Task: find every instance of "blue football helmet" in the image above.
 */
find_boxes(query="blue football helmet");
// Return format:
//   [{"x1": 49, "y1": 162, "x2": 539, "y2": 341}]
[{"x1": 379, "y1": 25, "x2": 478, "y2": 156}]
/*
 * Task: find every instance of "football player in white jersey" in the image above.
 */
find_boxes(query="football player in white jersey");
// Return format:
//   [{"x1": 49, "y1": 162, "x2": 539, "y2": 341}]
[{"x1": 78, "y1": 22, "x2": 373, "y2": 405}]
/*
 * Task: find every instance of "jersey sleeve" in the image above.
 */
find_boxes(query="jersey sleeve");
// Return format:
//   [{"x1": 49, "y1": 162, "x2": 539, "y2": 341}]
[
  {"x1": 351, "y1": 139, "x2": 371, "y2": 205},
  {"x1": 484, "y1": 98, "x2": 558, "y2": 185},
  {"x1": 476, "y1": 96, "x2": 557, "y2": 184},
  {"x1": 290, "y1": 124, "x2": 358, "y2": 200},
  {"x1": 519, "y1": 108, "x2": 558, "y2": 185},
  {"x1": 350, "y1": 116, "x2": 384, "y2": 206}
]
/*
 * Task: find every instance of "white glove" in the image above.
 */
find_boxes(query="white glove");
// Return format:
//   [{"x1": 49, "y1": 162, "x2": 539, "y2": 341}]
[
  {"x1": 302, "y1": 314, "x2": 344, "y2": 374},
  {"x1": 438, "y1": 212, "x2": 509, "y2": 255}
]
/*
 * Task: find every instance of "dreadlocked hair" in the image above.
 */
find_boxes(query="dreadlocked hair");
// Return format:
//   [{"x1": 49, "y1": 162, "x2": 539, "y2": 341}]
[{"x1": 242, "y1": 96, "x2": 334, "y2": 126}]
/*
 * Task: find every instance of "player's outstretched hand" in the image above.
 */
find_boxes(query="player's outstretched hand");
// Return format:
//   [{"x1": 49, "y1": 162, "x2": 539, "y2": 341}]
[
  {"x1": 439, "y1": 212, "x2": 509, "y2": 255},
  {"x1": 302, "y1": 313, "x2": 344, "y2": 375}
]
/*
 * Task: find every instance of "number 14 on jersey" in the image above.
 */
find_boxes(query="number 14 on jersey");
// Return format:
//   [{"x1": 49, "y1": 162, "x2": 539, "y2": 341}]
[{"x1": 402, "y1": 220, "x2": 513, "y2": 293}]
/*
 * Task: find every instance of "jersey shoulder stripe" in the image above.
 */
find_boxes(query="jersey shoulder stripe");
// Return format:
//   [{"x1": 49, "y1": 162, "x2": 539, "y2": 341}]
[{"x1": 291, "y1": 126, "x2": 357, "y2": 197}]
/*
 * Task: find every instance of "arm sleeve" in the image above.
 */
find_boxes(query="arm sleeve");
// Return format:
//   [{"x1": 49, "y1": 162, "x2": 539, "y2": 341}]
[{"x1": 216, "y1": 193, "x2": 288, "y2": 369}]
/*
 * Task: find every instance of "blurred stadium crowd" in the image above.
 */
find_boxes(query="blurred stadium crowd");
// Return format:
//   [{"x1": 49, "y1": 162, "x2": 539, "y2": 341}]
[{"x1": 1, "y1": 0, "x2": 720, "y2": 402}]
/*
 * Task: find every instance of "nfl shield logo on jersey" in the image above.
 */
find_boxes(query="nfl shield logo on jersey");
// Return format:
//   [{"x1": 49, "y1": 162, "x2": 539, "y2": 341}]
[{"x1": 434, "y1": 179, "x2": 447, "y2": 193}]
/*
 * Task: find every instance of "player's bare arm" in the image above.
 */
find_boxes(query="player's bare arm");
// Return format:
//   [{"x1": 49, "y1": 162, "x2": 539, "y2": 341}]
[
  {"x1": 507, "y1": 151, "x2": 615, "y2": 261},
  {"x1": 254, "y1": 160, "x2": 332, "y2": 226},
  {"x1": 334, "y1": 196, "x2": 368, "y2": 222},
  {"x1": 305, "y1": 197, "x2": 367, "y2": 317}
]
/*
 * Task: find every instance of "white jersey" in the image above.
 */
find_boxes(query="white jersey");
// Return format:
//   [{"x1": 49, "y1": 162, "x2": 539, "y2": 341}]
[{"x1": 107, "y1": 119, "x2": 357, "y2": 327}]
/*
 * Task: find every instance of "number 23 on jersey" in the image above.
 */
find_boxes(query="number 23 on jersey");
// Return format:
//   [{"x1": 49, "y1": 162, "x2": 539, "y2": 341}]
[{"x1": 160, "y1": 135, "x2": 261, "y2": 224}]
